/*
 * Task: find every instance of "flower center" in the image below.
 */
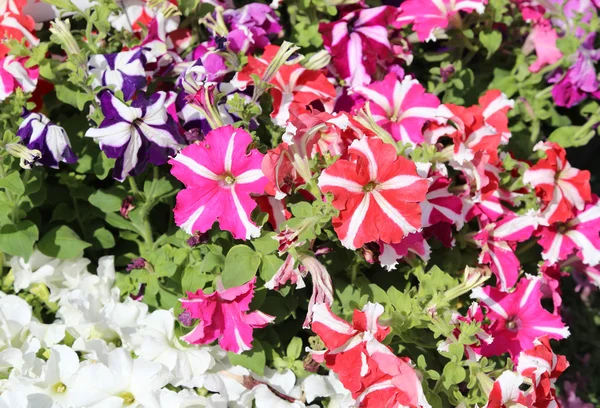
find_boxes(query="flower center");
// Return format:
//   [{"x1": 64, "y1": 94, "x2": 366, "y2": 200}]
[
  {"x1": 505, "y1": 316, "x2": 520, "y2": 332},
  {"x1": 119, "y1": 392, "x2": 136, "y2": 405},
  {"x1": 53, "y1": 382, "x2": 67, "y2": 393},
  {"x1": 556, "y1": 222, "x2": 569, "y2": 234},
  {"x1": 224, "y1": 173, "x2": 236, "y2": 185},
  {"x1": 363, "y1": 181, "x2": 378, "y2": 192}
]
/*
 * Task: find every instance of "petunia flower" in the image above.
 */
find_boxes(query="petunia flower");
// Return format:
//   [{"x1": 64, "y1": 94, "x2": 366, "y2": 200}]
[
  {"x1": 421, "y1": 176, "x2": 465, "y2": 229},
  {"x1": 232, "y1": 44, "x2": 336, "y2": 126},
  {"x1": 180, "y1": 277, "x2": 275, "y2": 354},
  {"x1": 471, "y1": 276, "x2": 570, "y2": 360},
  {"x1": 551, "y1": 33, "x2": 600, "y2": 108},
  {"x1": 483, "y1": 371, "x2": 533, "y2": 408},
  {"x1": 108, "y1": 0, "x2": 179, "y2": 33},
  {"x1": 0, "y1": 12, "x2": 39, "y2": 58},
  {"x1": 478, "y1": 90, "x2": 514, "y2": 144},
  {"x1": 88, "y1": 49, "x2": 147, "y2": 101},
  {"x1": 0, "y1": 55, "x2": 38, "y2": 101},
  {"x1": 536, "y1": 196, "x2": 600, "y2": 267},
  {"x1": 16, "y1": 111, "x2": 77, "y2": 169},
  {"x1": 319, "y1": 6, "x2": 396, "y2": 87},
  {"x1": 310, "y1": 302, "x2": 390, "y2": 397},
  {"x1": 395, "y1": 0, "x2": 487, "y2": 42},
  {"x1": 473, "y1": 212, "x2": 541, "y2": 291},
  {"x1": 354, "y1": 73, "x2": 440, "y2": 145},
  {"x1": 523, "y1": 141, "x2": 591, "y2": 224},
  {"x1": 318, "y1": 137, "x2": 429, "y2": 250},
  {"x1": 516, "y1": 335, "x2": 569, "y2": 407},
  {"x1": 223, "y1": 3, "x2": 282, "y2": 54},
  {"x1": 169, "y1": 125, "x2": 268, "y2": 240},
  {"x1": 378, "y1": 232, "x2": 431, "y2": 271},
  {"x1": 85, "y1": 91, "x2": 184, "y2": 181},
  {"x1": 525, "y1": 21, "x2": 563, "y2": 73}
]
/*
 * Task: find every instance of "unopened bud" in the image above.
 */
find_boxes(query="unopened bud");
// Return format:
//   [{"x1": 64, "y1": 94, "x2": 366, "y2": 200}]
[
  {"x1": 302, "y1": 50, "x2": 331, "y2": 71},
  {"x1": 49, "y1": 19, "x2": 81, "y2": 57}
]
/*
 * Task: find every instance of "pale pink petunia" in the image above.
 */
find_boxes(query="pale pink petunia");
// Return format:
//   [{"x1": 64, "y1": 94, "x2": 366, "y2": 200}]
[
  {"x1": 396, "y1": 0, "x2": 487, "y2": 42},
  {"x1": 523, "y1": 141, "x2": 591, "y2": 224},
  {"x1": 526, "y1": 22, "x2": 563, "y2": 73},
  {"x1": 354, "y1": 73, "x2": 440, "y2": 145},
  {"x1": 536, "y1": 196, "x2": 600, "y2": 267},
  {"x1": 180, "y1": 277, "x2": 275, "y2": 354},
  {"x1": 471, "y1": 276, "x2": 570, "y2": 360},
  {"x1": 170, "y1": 125, "x2": 268, "y2": 240},
  {"x1": 474, "y1": 212, "x2": 541, "y2": 291}
]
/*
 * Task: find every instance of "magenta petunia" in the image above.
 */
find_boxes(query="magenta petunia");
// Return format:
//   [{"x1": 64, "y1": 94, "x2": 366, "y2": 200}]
[
  {"x1": 471, "y1": 276, "x2": 570, "y2": 361},
  {"x1": 180, "y1": 277, "x2": 275, "y2": 354},
  {"x1": 170, "y1": 125, "x2": 268, "y2": 240}
]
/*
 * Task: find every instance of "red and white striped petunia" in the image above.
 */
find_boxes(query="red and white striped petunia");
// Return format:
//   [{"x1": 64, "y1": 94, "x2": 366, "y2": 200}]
[
  {"x1": 395, "y1": 0, "x2": 487, "y2": 42},
  {"x1": 353, "y1": 73, "x2": 440, "y2": 145},
  {"x1": 523, "y1": 141, "x2": 592, "y2": 224},
  {"x1": 233, "y1": 45, "x2": 336, "y2": 126},
  {"x1": 483, "y1": 371, "x2": 533, "y2": 408},
  {"x1": 474, "y1": 212, "x2": 541, "y2": 291},
  {"x1": 471, "y1": 276, "x2": 570, "y2": 360},
  {"x1": 478, "y1": 90, "x2": 514, "y2": 144},
  {"x1": 320, "y1": 6, "x2": 396, "y2": 87},
  {"x1": 536, "y1": 195, "x2": 600, "y2": 267},
  {"x1": 170, "y1": 125, "x2": 268, "y2": 240},
  {"x1": 318, "y1": 137, "x2": 429, "y2": 250}
]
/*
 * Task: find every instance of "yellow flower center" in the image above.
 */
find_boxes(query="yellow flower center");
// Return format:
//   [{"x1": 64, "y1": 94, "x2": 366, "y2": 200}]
[
  {"x1": 363, "y1": 181, "x2": 378, "y2": 192},
  {"x1": 53, "y1": 382, "x2": 67, "y2": 394},
  {"x1": 119, "y1": 392, "x2": 136, "y2": 405}
]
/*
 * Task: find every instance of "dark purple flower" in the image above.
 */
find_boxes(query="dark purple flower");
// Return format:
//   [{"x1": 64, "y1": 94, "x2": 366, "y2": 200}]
[
  {"x1": 85, "y1": 91, "x2": 184, "y2": 181},
  {"x1": 440, "y1": 64, "x2": 455, "y2": 82},
  {"x1": 16, "y1": 111, "x2": 77, "y2": 169},
  {"x1": 130, "y1": 284, "x2": 146, "y2": 301},
  {"x1": 551, "y1": 33, "x2": 600, "y2": 108},
  {"x1": 88, "y1": 50, "x2": 147, "y2": 101},
  {"x1": 222, "y1": 3, "x2": 282, "y2": 54},
  {"x1": 187, "y1": 231, "x2": 209, "y2": 247}
]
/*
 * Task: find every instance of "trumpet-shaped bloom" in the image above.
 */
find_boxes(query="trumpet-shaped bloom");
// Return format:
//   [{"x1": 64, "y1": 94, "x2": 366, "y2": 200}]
[
  {"x1": 320, "y1": 6, "x2": 396, "y2": 87},
  {"x1": 421, "y1": 176, "x2": 465, "y2": 228},
  {"x1": 483, "y1": 371, "x2": 533, "y2": 408},
  {"x1": 170, "y1": 125, "x2": 268, "y2": 240},
  {"x1": 233, "y1": 45, "x2": 336, "y2": 126},
  {"x1": 88, "y1": 49, "x2": 147, "y2": 101},
  {"x1": 473, "y1": 212, "x2": 541, "y2": 291},
  {"x1": 16, "y1": 111, "x2": 77, "y2": 169},
  {"x1": 318, "y1": 137, "x2": 428, "y2": 249},
  {"x1": 527, "y1": 22, "x2": 562, "y2": 73},
  {"x1": 471, "y1": 276, "x2": 570, "y2": 360},
  {"x1": 523, "y1": 141, "x2": 591, "y2": 224},
  {"x1": 395, "y1": 0, "x2": 487, "y2": 42},
  {"x1": 85, "y1": 91, "x2": 184, "y2": 181},
  {"x1": 180, "y1": 277, "x2": 275, "y2": 354},
  {"x1": 0, "y1": 55, "x2": 38, "y2": 101},
  {"x1": 354, "y1": 73, "x2": 440, "y2": 145},
  {"x1": 536, "y1": 196, "x2": 600, "y2": 266}
]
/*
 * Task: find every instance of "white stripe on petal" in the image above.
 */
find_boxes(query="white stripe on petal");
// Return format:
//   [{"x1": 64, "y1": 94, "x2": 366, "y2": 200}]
[
  {"x1": 566, "y1": 230, "x2": 600, "y2": 266},
  {"x1": 172, "y1": 154, "x2": 220, "y2": 181},
  {"x1": 85, "y1": 122, "x2": 132, "y2": 148},
  {"x1": 120, "y1": 132, "x2": 142, "y2": 180},
  {"x1": 340, "y1": 194, "x2": 370, "y2": 250},
  {"x1": 318, "y1": 173, "x2": 363, "y2": 193},
  {"x1": 371, "y1": 190, "x2": 416, "y2": 235},
  {"x1": 351, "y1": 138, "x2": 378, "y2": 181},
  {"x1": 231, "y1": 188, "x2": 261, "y2": 239},
  {"x1": 378, "y1": 175, "x2": 422, "y2": 191},
  {"x1": 531, "y1": 326, "x2": 570, "y2": 338},
  {"x1": 399, "y1": 107, "x2": 438, "y2": 120},
  {"x1": 180, "y1": 205, "x2": 205, "y2": 234},
  {"x1": 224, "y1": 130, "x2": 236, "y2": 173},
  {"x1": 519, "y1": 278, "x2": 538, "y2": 308},
  {"x1": 541, "y1": 233, "x2": 563, "y2": 265},
  {"x1": 470, "y1": 287, "x2": 509, "y2": 319},
  {"x1": 235, "y1": 169, "x2": 264, "y2": 184}
]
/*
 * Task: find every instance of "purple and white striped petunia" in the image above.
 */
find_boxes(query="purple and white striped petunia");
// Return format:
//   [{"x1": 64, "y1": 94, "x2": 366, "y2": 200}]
[
  {"x1": 85, "y1": 91, "x2": 184, "y2": 181},
  {"x1": 16, "y1": 111, "x2": 77, "y2": 169},
  {"x1": 88, "y1": 50, "x2": 147, "y2": 101},
  {"x1": 354, "y1": 73, "x2": 440, "y2": 145},
  {"x1": 169, "y1": 125, "x2": 268, "y2": 240}
]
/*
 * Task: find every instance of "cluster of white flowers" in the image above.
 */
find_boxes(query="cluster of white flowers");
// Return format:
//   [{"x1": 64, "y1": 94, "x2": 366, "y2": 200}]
[{"x1": 1, "y1": 251, "x2": 353, "y2": 408}]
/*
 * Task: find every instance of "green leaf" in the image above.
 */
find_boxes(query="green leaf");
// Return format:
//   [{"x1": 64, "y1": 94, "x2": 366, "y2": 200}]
[
  {"x1": 222, "y1": 245, "x2": 261, "y2": 288},
  {"x1": 182, "y1": 264, "x2": 207, "y2": 292},
  {"x1": 92, "y1": 228, "x2": 115, "y2": 249},
  {"x1": 251, "y1": 232, "x2": 279, "y2": 254},
  {"x1": 259, "y1": 254, "x2": 284, "y2": 282},
  {"x1": 55, "y1": 85, "x2": 94, "y2": 110},
  {"x1": 0, "y1": 221, "x2": 38, "y2": 261},
  {"x1": 228, "y1": 342, "x2": 266, "y2": 376},
  {"x1": 548, "y1": 125, "x2": 595, "y2": 148},
  {"x1": 38, "y1": 226, "x2": 91, "y2": 259},
  {"x1": 286, "y1": 337, "x2": 302, "y2": 360},
  {"x1": 51, "y1": 203, "x2": 77, "y2": 222},
  {"x1": 479, "y1": 31, "x2": 502, "y2": 58},
  {"x1": 442, "y1": 362, "x2": 466, "y2": 388},
  {"x1": 93, "y1": 151, "x2": 115, "y2": 180},
  {"x1": 89, "y1": 188, "x2": 126, "y2": 213},
  {"x1": 0, "y1": 172, "x2": 25, "y2": 195}
]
